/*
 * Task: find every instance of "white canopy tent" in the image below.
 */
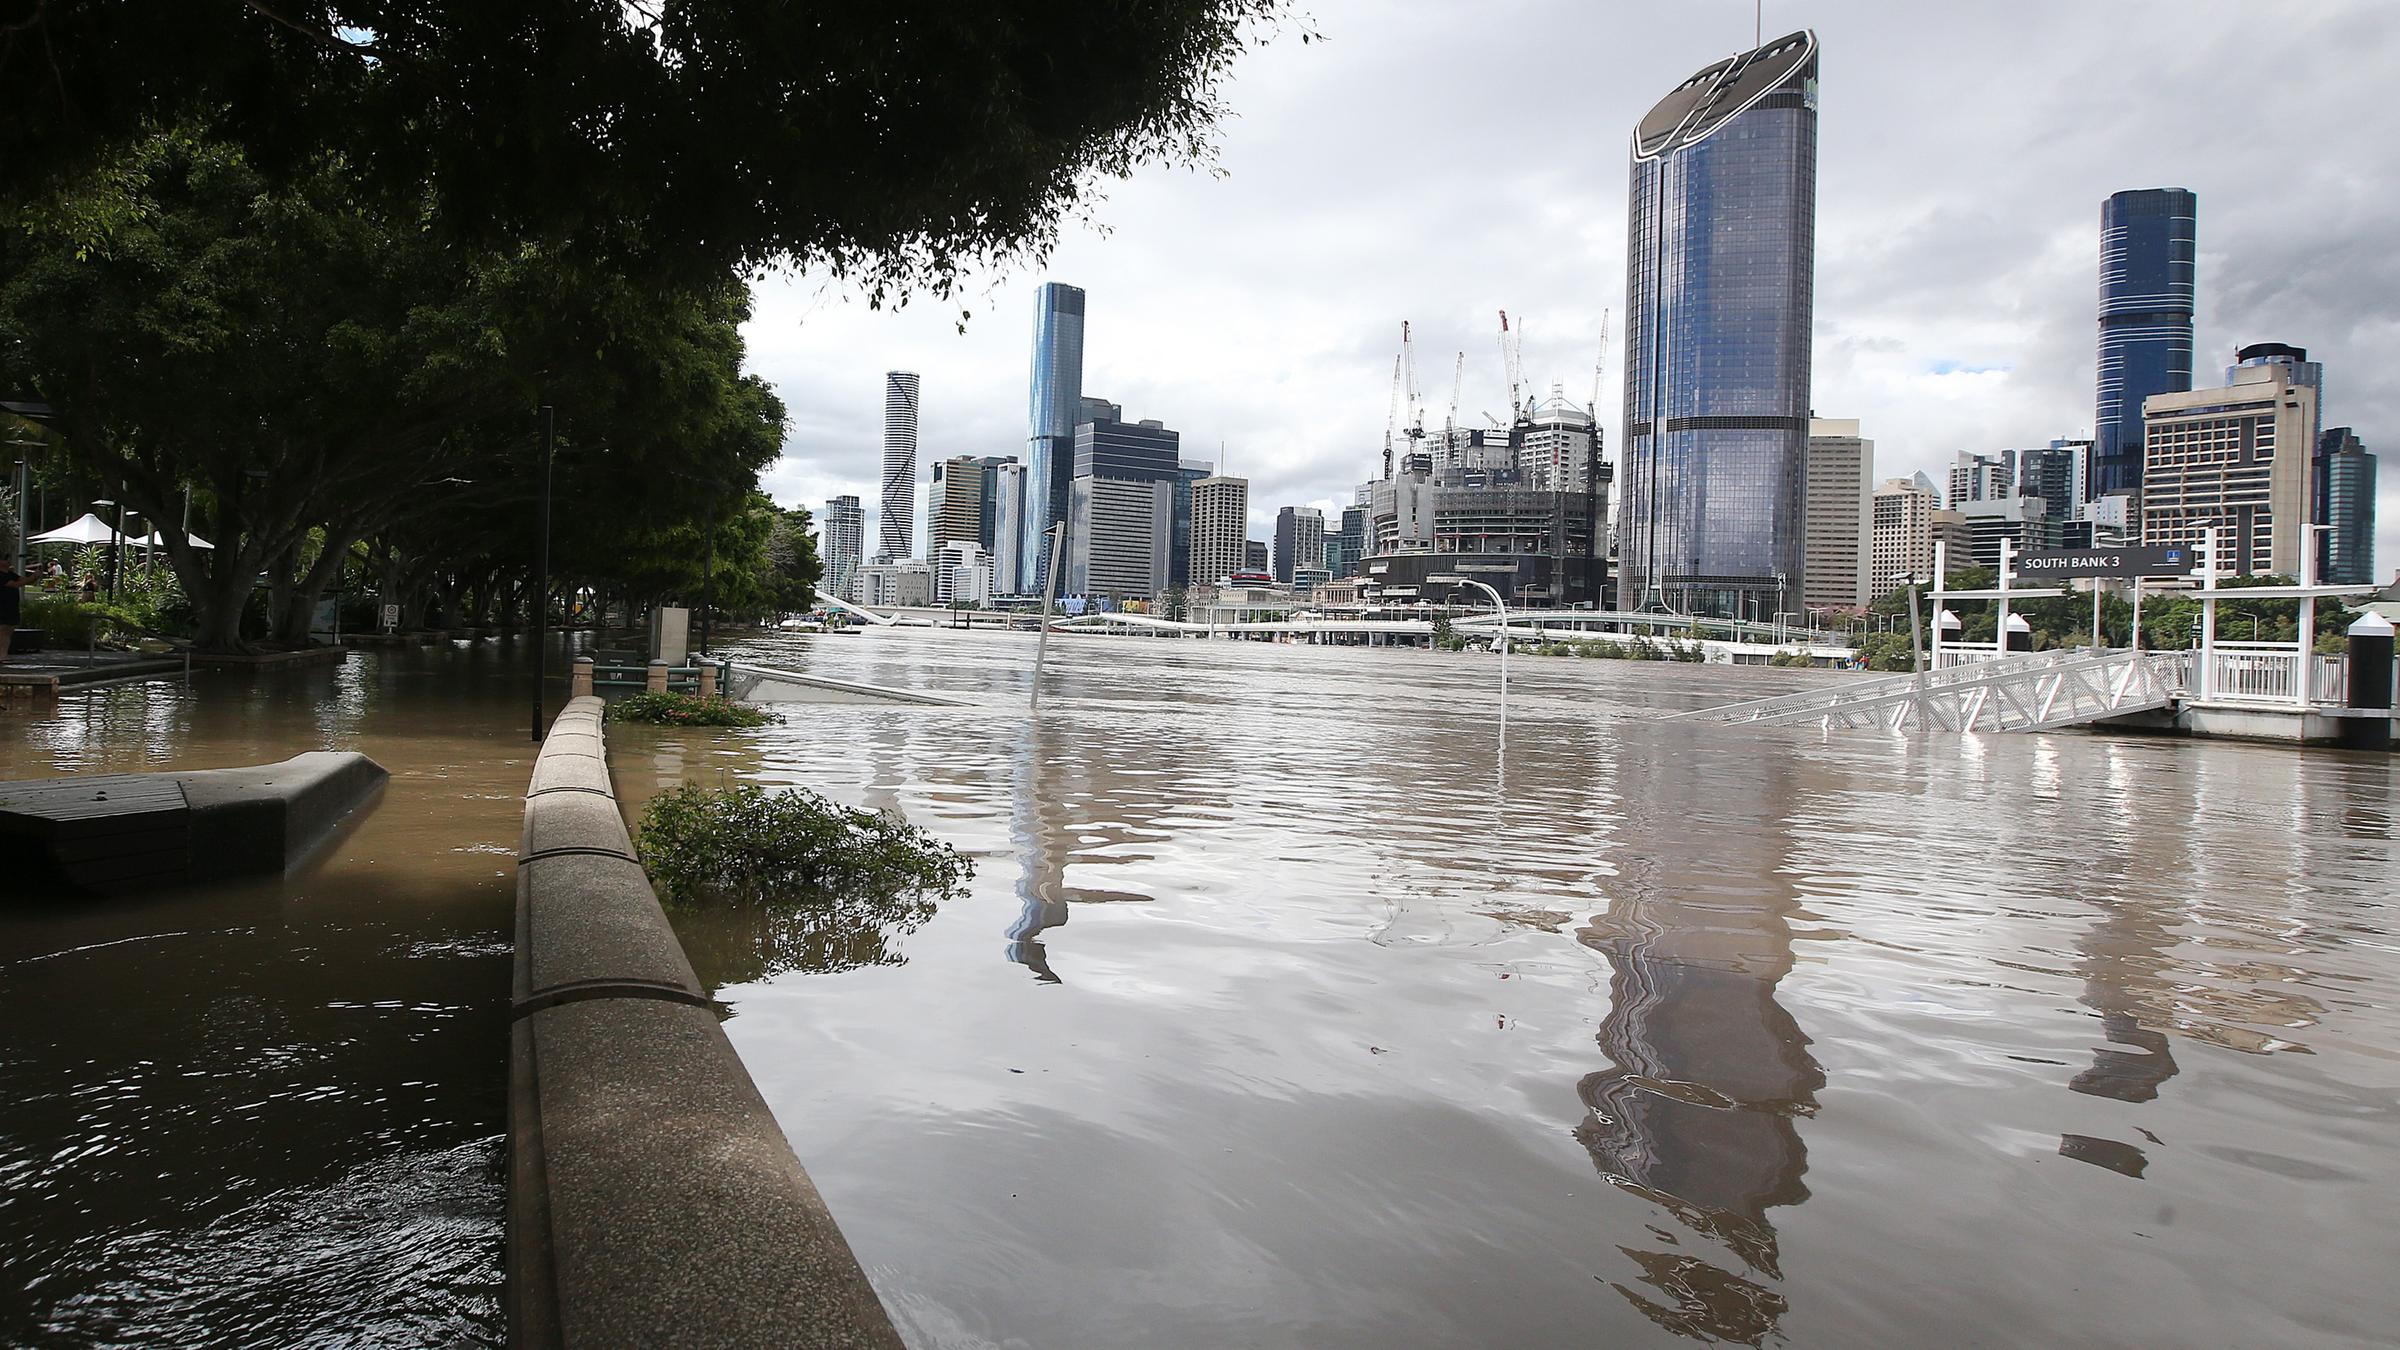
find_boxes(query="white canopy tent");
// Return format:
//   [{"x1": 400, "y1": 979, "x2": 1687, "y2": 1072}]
[
  {"x1": 25, "y1": 512, "x2": 121, "y2": 546},
  {"x1": 133, "y1": 530, "x2": 215, "y2": 551}
]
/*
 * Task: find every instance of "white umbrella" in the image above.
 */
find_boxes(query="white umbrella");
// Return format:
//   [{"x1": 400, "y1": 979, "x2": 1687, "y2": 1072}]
[
  {"x1": 133, "y1": 530, "x2": 215, "y2": 551},
  {"x1": 26, "y1": 512, "x2": 121, "y2": 546}
]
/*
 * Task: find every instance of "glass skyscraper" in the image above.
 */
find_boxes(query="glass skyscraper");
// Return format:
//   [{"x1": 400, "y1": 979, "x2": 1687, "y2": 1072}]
[
  {"x1": 2094, "y1": 188, "x2": 2196, "y2": 497},
  {"x1": 1618, "y1": 30, "x2": 1818, "y2": 619},
  {"x1": 1023, "y1": 282, "x2": 1086, "y2": 594}
]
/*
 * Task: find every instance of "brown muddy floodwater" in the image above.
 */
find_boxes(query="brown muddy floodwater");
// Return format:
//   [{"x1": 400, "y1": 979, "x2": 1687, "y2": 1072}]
[
  {"x1": 0, "y1": 644, "x2": 532, "y2": 1346},
  {"x1": 614, "y1": 627, "x2": 2399, "y2": 1350},
  {"x1": 3, "y1": 633, "x2": 2396, "y2": 1348}
]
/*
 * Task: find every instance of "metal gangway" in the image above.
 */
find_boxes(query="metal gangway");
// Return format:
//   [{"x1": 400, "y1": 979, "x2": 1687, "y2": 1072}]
[{"x1": 1661, "y1": 646, "x2": 2186, "y2": 734}]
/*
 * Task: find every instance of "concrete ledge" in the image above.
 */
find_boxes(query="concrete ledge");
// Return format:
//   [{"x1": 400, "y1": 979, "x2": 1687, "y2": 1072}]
[
  {"x1": 0, "y1": 751, "x2": 386, "y2": 896},
  {"x1": 510, "y1": 696, "x2": 902, "y2": 1348},
  {"x1": 190, "y1": 646, "x2": 351, "y2": 669}
]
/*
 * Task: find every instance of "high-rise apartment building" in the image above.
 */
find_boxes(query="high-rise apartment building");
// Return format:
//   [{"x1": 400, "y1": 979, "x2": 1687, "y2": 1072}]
[
  {"x1": 2095, "y1": 188, "x2": 2196, "y2": 497},
  {"x1": 1328, "y1": 504, "x2": 1368, "y2": 579},
  {"x1": 928, "y1": 456, "x2": 987, "y2": 557},
  {"x1": 1619, "y1": 30, "x2": 1818, "y2": 618},
  {"x1": 1273, "y1": 506, "x2": 1325, "y2": 585},
  {"x1": 2228, "y1": 342, "x2": 2324, "y2": 450},
  {"x1": 1189, "y1": 477, "x2": 1249, "y2": 589},
  {"x1": 1067, "y1": 411, "x2": 1179, "y2": 601},
  {"x1": 823, "y1": 494, "x2": 865, "y2": 602},
  {"x1": 2140, "y1": 362, "x2": 2315, "y2": 576},
  {"x1": 1948, "y1": 450, "x2": 2018, "y2": 508},
  {"x1": 2315, "y1": 427, "x2": 2376, "y2": 585},
  {"x1": 879, "y1": 371, "x2": 920, "y2": 562},
  {"x1": 992, "y1": 463, "x2": 1027, "y2": 595},
  {"x1": 2016, "y1": 439, "x2": 2092, "y2": 526},
  {"x1": 1023, "y1": 282, "x2": 1087, "y2": 592},
  {"x1": 1243, "y1": 539, "x2": 1269, "y2": 574},
  {"x1": 1956, "y1": 496, "x2": 2054, "y2": 568},
  {"x1": 1802, "y1": 419, "x2": 1872, "y2": 609},
  {"x1": 1520, "y1": 392, "x2": 1603, "y2": 494},
  {"x1": 1870, "y1": 477, "x2": 1937, "y2": 596}
]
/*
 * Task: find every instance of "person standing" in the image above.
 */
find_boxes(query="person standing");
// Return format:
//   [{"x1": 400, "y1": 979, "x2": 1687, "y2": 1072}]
[{"x1": 0, "y1": 556, "x2": 24, "y2": 665}]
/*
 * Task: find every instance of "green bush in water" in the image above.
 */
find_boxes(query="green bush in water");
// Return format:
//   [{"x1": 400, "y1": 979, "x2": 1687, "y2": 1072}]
[
  {"x1": 607, "y1": 690, "x2": 782, "y2": 727},
  {"x1": 635, "y1": 782, "x2": 972, "y2": 907}
]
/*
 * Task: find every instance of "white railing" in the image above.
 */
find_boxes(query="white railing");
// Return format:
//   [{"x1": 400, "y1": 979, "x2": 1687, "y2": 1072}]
[
  {"x1": 2311, "y1": 654, "x2": 2348, "y2": 705},
  {"x1": 1933, "y1": 642, "x2": 2007, "y2": 669},
  {"x1": 2207, "y1": 645, "x2": 2303, "y2": 702}
]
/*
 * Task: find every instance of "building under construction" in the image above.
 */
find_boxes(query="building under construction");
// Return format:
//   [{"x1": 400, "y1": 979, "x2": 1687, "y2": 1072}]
[{"x1": 1358, "y1": 317, "x2": 1613, "y2": 607}]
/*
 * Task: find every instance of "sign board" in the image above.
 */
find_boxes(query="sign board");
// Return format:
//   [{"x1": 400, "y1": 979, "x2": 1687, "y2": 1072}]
[
  {"x1": 380, "y1": 603, "x2": 400, "y2": 632},
  {"x1": 2015, "y1": 545, "x2": 2190, "y2": 580}
]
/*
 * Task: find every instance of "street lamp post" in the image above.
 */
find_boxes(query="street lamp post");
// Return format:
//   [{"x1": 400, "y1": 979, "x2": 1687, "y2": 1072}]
[
  {"x1": 1454, "y1": 577, "x2": 1510, "y2": 712},
  {"x1": 531, "y1": 404, "x2": 554, "y2": 743}
]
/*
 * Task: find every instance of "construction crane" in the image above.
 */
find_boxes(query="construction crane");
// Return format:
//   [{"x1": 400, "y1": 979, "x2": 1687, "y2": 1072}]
[
  {"x1": 1400, "y1": 321, "x2": 1427, "y2": 450},
  {"x1": 1382, "y1": 354, "x2": 1402, "y2": 479},
  {"x1": 1588, "y1": 308, "x2": 1610, "y2": 418},
  {"x1": 1498, "y1": 310, "x2": 1526, "y2": 423},
  {"x1": 1446, "y1": 351, "x2": 1464, "y2": 436}
]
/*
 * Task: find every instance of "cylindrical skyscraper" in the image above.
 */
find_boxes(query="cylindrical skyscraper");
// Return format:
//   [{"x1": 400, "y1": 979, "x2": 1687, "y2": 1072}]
[
  {"x1": 879, "y1": 370, "x2": 920, "y2": 562},
  {"x1": 1618, "y1": 31, "x2": 1818, "y2": 620},
  {"x1": 2094, "y1": 188, "x2": 2196, "y2": 498},
  {"x1": 1023, "y1": 283, "x2": 1086, "y2": 594}
]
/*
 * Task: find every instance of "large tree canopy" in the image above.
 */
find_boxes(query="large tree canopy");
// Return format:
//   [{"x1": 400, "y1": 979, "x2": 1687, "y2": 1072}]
[{"x1": 1, "y1": 1, "x2": 1296, "y2": 289}]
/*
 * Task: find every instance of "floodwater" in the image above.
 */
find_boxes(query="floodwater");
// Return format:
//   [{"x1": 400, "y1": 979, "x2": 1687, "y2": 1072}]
[
  {"x1": 1, "y1": 633, "x2": 2393, "y2": 1348},
  {"x1": 0, "y1": 646, "x2": 529, "y2": 1346},
  {"x1": 609, "y1": 627, "x2": 2400, "y2": 1350}
]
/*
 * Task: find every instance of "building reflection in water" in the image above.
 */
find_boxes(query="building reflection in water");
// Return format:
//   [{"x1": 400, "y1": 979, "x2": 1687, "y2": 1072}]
[{"x1": 1574, "y1": 736, "x2": 1821, "y2": 1345}]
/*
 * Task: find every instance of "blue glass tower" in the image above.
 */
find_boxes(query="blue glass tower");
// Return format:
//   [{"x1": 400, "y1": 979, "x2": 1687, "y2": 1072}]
[
  {"x1": 1023, "y1": 282, "x2": 1086, "y2": 594},
  {"x1": 2094, "y1": 188, "x2": 2196, "y2": 497},
  {"x1": 1618, "y1": 31, "x2": 1818, "y2": 619}
]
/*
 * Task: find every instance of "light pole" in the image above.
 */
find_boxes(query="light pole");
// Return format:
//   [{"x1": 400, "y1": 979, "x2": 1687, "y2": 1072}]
[
  {"x1": 531, "y1": 404, "x2": 553, "y2": 743},
  {"x1": 1449, "y1": 576, "x2": 1510, "y2": 710}
]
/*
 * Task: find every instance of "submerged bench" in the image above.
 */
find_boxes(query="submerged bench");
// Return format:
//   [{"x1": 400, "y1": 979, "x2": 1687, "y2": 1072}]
[{"x1": 0, "y1": 752, "x2": 387, "y2": 896}]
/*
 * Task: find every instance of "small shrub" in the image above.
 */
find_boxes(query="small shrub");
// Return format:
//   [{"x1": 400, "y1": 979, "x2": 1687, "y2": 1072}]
[
  {"x1": 636, "y1": 782, "x2": 972, "y2": 907},
  {"x1": 608, "y1": 690, "x2": 782, "y2": 727}
]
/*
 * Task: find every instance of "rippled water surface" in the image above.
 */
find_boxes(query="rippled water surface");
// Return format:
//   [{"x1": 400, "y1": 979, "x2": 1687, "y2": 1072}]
[
  {"x1": 616, "y1": 628, "x2": 2400, "y2": 1349},
  {"x1": 0, "y1": 647, "x2": 525, "y2": 1346}
]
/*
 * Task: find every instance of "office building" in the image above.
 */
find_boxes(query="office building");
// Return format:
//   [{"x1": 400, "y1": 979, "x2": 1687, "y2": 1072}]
[
  {"x1": 2094, "y1": 188, "x2": 2197, "y2": 497},
  {"x1": 1870, "y1": 477, "x2": 1937, "y2": 596},
  {"x1": 879, "y1": 371, "x2": 920, "y2": 562},
  {"x1": 1067, "y1": 410, "x2": 1179, "y2": 601},
  {"x1": 1273, "y1": 506, "x2": 1325, "y2": 585},
  {"x1": 992, "y1": 463, "x2": 1027, "y2": 595},
  {"x1": 2315, "y1": 427, "x2": 2376, "y2": 585},
  {"x1": 933, "y1": 541, "x2": 993, "y2": 606},
  {"x1": 1619, "y1": 29, "x2": 1818, "y2": 618},
  {"x1": 1170, "y1": 460, "x2": 1214, "y2": 588},
  {"x1": 1023, "y1": 282, "x2": 1086, "y2": 592},
  {"x1": 1327, "y1": 504, "x2": 1368, "y2": 579},
  {"x1": 1802, "y1": 419, "x2": 1872, "y2": 609},
  {"x1": 2065, "y1": 492, "x2": 2132, "y2": 549},
  {"x1": 1956, "y1": 496, "x2": 2053, "y2": 568},
  {"x1": 1929, "y1": 508, "x2": 1970, "y2": 564},
  {"x1": 1244, "y1": 539, "x2": 1268, "y2": 574},
  {"x1": 857, "y1": 558, "x2": 932, "y2": 608},
  {"x1": 1189, "y1": 476, "x2": 1250, "y2": 590},
  {"x1": 2140, "y1": 362, "x2": 2315, "y2": 576}
]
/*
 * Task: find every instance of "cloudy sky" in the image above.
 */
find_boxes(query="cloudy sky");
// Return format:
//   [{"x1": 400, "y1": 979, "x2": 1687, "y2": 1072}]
[{"x1": 744, "y1": 0, "x2": 2398, "y2": 581}]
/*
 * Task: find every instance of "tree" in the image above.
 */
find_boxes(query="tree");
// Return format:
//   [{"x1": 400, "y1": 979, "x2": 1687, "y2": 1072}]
[
  {"x1": 3, "y1": 2, "x2": 1300, "y2": 291},
  {"x1": 0, "y1": 132, "x2": 786, "y2": 650}
]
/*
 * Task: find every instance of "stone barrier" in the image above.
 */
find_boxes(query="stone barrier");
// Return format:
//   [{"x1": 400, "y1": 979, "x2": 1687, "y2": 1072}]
[{"x1": 510, "y1": 695, "x2": 902, "y2": 1348}]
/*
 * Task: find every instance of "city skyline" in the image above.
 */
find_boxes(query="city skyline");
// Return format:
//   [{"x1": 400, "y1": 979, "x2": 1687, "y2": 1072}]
[{"x1": 756, "y1": 1, "x2": 2397, "y2": 583}]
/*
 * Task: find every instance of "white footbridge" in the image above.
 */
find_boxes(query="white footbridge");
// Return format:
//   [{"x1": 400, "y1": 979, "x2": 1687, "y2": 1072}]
[{"x1": 1662, "y1": 647, "x2": 2189, "y2": 734}]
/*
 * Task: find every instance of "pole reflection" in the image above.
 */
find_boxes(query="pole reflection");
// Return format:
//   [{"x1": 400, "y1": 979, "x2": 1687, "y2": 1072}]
[{"x1": 1574, "y1": 738, "x2": 1820, "y2": 1345}]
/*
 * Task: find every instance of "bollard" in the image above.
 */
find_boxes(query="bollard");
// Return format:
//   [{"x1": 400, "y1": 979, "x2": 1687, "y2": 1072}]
[
  {"x1": 2342, "y1": 612, "x2": 2394, "y2": 752},
  {"x1": 697, "y1": 662, "x2": 717, "y2": 698},
  {"x1": 646, "y1": 659, "x2": 669, "y2": 693},
  {"x1": 2004, "y1": 613, "x2": 2034, "y2": 653},
  {"x1": 570, "y1": 656, "x2": 595, "y2": 699}
]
